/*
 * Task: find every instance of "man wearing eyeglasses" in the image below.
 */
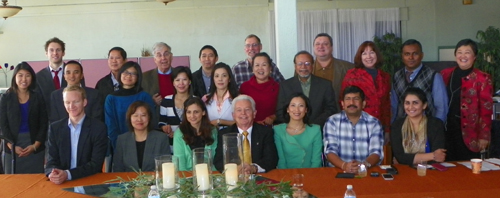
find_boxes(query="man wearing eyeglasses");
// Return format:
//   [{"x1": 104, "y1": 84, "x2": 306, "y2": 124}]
[
  {"x1": 312, "y1": 33, "x2": 354, "y2": 111},
  {"x1": 232, "y1": 34, "x2": 284, "y2": 88},
  {"x1": 275, "y1": 51, "x2": 337, "y2": 127},
  {"x1": 142, "y1": 42, "x2": 175, "y2": 105}
]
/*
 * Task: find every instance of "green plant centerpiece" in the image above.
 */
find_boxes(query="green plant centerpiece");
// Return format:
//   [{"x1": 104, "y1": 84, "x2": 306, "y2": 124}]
[
  {"x1": 104, "y1": 170, "x2": 294, "y2": 197},
  {"x1": 373, "y1": 32, "x2": 403, "y2": 77},
  {"x1": 476, "y1": 26, "x2": 500, "y2": 91}
]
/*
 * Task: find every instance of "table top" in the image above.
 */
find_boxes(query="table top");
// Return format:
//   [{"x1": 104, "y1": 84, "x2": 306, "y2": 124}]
[{"x1": 1, "y1": 163, "x2": 500, "y2": 198}]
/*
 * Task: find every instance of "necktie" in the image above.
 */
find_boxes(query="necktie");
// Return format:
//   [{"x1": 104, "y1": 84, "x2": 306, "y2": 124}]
[
  {"x1": 405, "y1": 71, "x2": 413, "y2": 83},
  {"x1": 52, "y1": 69, "x2": 61, "y2": 89},
  {"x1": 242, "y1": 131, "x2": 252, "y2": 164}
]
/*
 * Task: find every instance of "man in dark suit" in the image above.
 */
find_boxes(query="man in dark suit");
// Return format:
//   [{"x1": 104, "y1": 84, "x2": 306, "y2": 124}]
[
  {"x1": 276, "y1": 51, "x2": 338, "y2": 127},
  {"x1": 46, "y1": 86, "x2": 108, "y2": 184},
  {"x1": 37, "y1": 37, "x2": 68, "y2": 113},
  {"x1": 142, "y1": 42, "x2": 175, "y2": 105},
  {"x1": 49, "y1": 61, "x2": 103, "y2": 123},
  {"x1": 214, "y1": 95, "x2": 278, "y2": 173},
  {"x1": 192, "y1": 45, "x2": 218, "y2": 98}
]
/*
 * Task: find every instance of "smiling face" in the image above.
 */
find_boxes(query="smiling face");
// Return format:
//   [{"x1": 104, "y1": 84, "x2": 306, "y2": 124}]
[
  {"x1": 313, "y1": 36, "x2": 333, "y2": 58},
  {"x1": 15, "y1": 69, "x2": 32, "y2": 91},
  {"x1": 402, "y1": 44, "x2": 424, "y2": 71},
  {"x1": 64, "y1": 63, "x2": 84, "y2": 86},
  {"x1": 287, "y1": 97, "x2": 307, "y2": 122},
  {"x1": 186, "y1": 103, "x2": 205, "y2": 128},
  {"x1": 404, "y1": 94, "x2": 427, "y2": 119},
  {"x1": 199, "y1": 48, "x2": 218, "y2": 70},
  {"x1": 131, "y1": 106, "x2": 150, "y2": 132},
  {"x1": 213, "y1": 67, "x2": 230, "y2": 91},
  {"x1": 63, "y1": 90, "x2": 87, "y2": 119},
  {"x1": 244, "y1": 37, "x2": 262, "y2": 60},
  {"x1": 252, "y1": 56, "x2": 271, "y2": 82},
  {"x1": 108, "y1": 50, "x2": 125, "y2": 73},
  {"x1": 173, "y1": 72, "x2": 190, "y2": 94},
  {"x1": 294, "y1": 54, "x2": 313, "y2": 78},
  {"x1": 455, "y1": 45, "x2": 476, "y2": 70},
  {"x1": 341, "y1": 92, "x2": 366, "y2": 117},
  {"x1": 361, "y1": 46, "x2": 378, "y2": 69},
  {"x1": 233, "y1": 99, "x2": 256, "y2": 129},
  {"x1": 121, "y1": 67, "x2": 138, "y2": 89},
  {"x1": 46, "y1": 42, "x2": 65, "y2": 66},
  {"x1": 153, "y1": 46, "x2": 173, "y2": 73}
]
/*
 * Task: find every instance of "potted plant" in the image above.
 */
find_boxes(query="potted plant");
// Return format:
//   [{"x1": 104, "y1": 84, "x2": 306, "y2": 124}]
[
  {"x1": 373, "y1": 33, "x2": 403, "y2": 77},
  {"x1": 476, "y1": 26, "x2": 500, "y2": 91}
]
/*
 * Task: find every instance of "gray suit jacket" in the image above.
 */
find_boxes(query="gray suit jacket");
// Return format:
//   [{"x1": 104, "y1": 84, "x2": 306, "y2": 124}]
[
  {"x1": 49, "y1": 87, "x2": 103, "y2": 123},
  {"x1": 141, "y1": 69, "x2": 160, "y2": 97},
  {"x1": 112, "y1": 130, "x2": 170, "y2": 172},
  {"x1": 276, "y1": 75, "x2": 338, "y2": 127},
  {"x1": 331, "y1": 58, "x2": 354, "y2": 106}
]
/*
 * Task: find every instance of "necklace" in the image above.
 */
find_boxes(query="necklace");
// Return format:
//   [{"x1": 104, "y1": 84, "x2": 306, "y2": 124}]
[{"x1": 287, "y1": 124, "x2": 305, "y2": 134}]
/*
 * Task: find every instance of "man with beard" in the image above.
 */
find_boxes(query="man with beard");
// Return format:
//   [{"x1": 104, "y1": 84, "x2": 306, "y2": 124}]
[
  {"x1": 275, "y1": 51, "x2": 337, "y2": 127},
  {"x1": 323, "y1": 86, "x2": 383, "y2": 173}
]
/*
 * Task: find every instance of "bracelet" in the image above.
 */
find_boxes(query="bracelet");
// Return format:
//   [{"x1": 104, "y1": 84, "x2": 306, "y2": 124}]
[
  {"x1": 32, "y1": 145, "x2": 37, "y2": 152},
  {"x1": 341, "y1": 162, "x2": 346, "y2": 170}
]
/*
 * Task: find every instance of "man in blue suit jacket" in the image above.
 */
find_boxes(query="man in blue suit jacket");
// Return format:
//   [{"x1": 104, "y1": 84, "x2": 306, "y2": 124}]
[
  {"x1": 49, "y1": 60, "x2": 103, "y2": 123},
  {"x1": 46, "y1": 86, "x2": 108, "y2": 184}
]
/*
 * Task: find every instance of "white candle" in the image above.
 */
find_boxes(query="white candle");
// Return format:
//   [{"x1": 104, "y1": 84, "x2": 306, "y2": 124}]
[
  {"x1": 195, "y1": 163, "x2": 210, "y2": 191},
  {"x1": 224, "y1": 163, "x2": 238, "y2": 185},
  {"x1": 162, "y1": 162, "x2": 175, "y2": 189}
]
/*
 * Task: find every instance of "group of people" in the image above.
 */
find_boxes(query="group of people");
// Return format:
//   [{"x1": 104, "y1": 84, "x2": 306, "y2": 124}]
[{"x1": 0, "y1": 33, "x2": 493, "y2": 183}]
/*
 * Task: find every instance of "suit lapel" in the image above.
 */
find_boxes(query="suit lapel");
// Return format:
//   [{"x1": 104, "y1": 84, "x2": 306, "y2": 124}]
[
  {"x1": 250, "y1": 124, "x2": 260, "y2": 159},
  {"x1": 76, "y1": 117, "x2": 91, "y2": 166},
  {"x1": 61, "y1": 120, "x2": 72, "y2": 166}
]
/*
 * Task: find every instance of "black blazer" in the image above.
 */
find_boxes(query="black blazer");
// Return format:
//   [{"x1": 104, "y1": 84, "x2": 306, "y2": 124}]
[
  {"x1": 45, "y1": 116, "x2": 108, "y2": 180},
  {"x1": 0, "y1": 90, "x2": 48, "y2": 153},
  {"x1": 49, "y1": 87, "x2": 103, "y2": 123},
  {"x1": 36, "y1": 66, "x2": 68, "y2": 114},
  {"x1": 275, "y1": 75, "x2": 338, "y2": 126},
  {"x1": 390, "y1": 116, "x2": 445, "y2": 165},
  {"x1": 95, "y1": 73, "x2": 117, "y2": 106},
  {"x1": 214, "y1": 123, "x2": 278, "y2": 172},
  {"x1": 112, "y1": 131, "x2": 170, "y2": 172},
  {"x1": 192, "y1": 67, "x2": 209, "y2": 98}
]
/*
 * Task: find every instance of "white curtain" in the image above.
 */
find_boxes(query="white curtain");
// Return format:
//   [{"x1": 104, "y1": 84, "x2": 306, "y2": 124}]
[{"x1": 270, "y1": 8, "x2": 400, "y2": 63}]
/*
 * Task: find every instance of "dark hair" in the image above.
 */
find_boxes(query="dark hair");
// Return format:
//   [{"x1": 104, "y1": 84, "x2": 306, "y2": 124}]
[
  {"x1": 65, "y1": 60, "x2": 83, "y2": 73},
  {"x1": 10, "y1": 62, "x2": 37, "y2": 92},
  {"x1": 293, "y1": 51, "x2": 314, "y2": 64},
  {"x1": 126, "y1": 101, "x2": 153, "y2": 132},
  {"x1": 171, "y1": 66, "x2": 193, "y2": 94},
  {"x1": 118, "y1": 61, "x2": 143, "y2": 92},
  {"x1": 454, "y1": 39, "x2": 478, "y2": 56},
  {"x1": 198, "y1": 45, "x2": 218, "y2": 58},
  {"x1": 179, "y1": 97, "x2": 214, "y2": 145},
  {"x1": 314, "y1": 33, "x2": 333, "y2": 46},
  {"x1": 108, "y1": 47, "x2": 127, "y2": 60},
  {"x1": 402, "y1": 87, "x2": 428, "y2": 105},
  {"x1": 343, "y1": 85, "x2": 365, "y2": 101},
  {"x1": 206, "y1": 62, "x2": 239, "y2": 104},
  {"x1": 252, "y1": 52, "x2": 272, "y2": 71},
  {"x1": 245, "y1": 34, "x2": 261, "y2": 43},
  {"x1": 282, "y1": 93, "x2": 312, "y2": 126},
  {"x1": 401, "y1": 39, "x2": 423, "y2": 52},
  {"x1": 44, "y1": 37, "x2": 65, "y2": 52},
  {"x1": 353, "y1": 41, "x2": 383, "y2": 69}
]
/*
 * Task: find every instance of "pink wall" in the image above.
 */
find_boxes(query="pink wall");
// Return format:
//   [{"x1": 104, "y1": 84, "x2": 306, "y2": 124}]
[{"x1": 26, "y1": 56, "x2": 190, "y2": 88}]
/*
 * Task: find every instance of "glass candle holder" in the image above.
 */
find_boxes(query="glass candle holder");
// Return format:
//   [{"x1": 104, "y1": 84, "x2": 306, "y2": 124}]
[
  {"x1": 155, "y1": 155, "x2": 179, "y2": 191},
  {"x1": 223, "y1": 133, "x2": 243, "y2": 188},
  {"x1": 192, "y1": 148, "x2": 213, "y2": 194}
]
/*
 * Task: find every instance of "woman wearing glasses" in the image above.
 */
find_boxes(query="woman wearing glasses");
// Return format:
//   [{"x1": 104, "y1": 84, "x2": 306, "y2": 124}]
[{"x1": 105, "y1": 61, "x2": 157, "y2": 150}]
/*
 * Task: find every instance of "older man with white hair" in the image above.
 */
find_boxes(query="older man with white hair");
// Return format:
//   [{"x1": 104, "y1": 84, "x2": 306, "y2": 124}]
[
  {"x1": 213, "y1": 95, "x2": 278, "y2": 174},
  {"x1": 142, "y1": 42, "x2": 175, "y2": 105}
]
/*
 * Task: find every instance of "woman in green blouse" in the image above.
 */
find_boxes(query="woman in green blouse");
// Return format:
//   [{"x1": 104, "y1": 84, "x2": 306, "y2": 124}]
[
  {"x1": 273, "y1": 93, "x2": 323, "y2": 168},
  {"x1": 173, "y1": 97, "x2": 217, "y2": 171}
]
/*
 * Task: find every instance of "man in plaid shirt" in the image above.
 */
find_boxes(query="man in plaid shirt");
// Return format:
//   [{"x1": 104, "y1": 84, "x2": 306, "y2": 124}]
[
  {"x1": 232, "y1": 34, "x2": 285, "y2": 87},
  {"x1": 323, "y1": 86, "x2": 384, "y2": 173}
]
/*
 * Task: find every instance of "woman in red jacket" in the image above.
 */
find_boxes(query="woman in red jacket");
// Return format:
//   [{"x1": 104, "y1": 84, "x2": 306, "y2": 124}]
[
  {"x1": 239, "y1": 52, "x2": 279, "y2": 126},
  {"x1": 341, "y1": 41, "x2": 391, "y2": 143},
  {"x1": 441, "y1": 39, "x2": 493, "y2": 161}
]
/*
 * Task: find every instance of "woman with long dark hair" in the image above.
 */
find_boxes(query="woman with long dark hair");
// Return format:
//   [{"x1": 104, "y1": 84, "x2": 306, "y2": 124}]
[
  {"x1": 204, "y1": 62, "x2": 238, "y2": 129},
  {"x1": 0, "y1": 62, "x2": 48, "y2": 173}
]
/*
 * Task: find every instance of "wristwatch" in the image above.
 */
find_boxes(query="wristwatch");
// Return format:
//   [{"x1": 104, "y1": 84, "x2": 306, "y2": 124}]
[{"x1": 364, "y1": 161, "x2": 372, "y2": 168}]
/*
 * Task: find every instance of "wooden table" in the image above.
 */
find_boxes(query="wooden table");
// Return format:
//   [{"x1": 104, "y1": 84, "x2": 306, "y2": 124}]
[{"x1": 1, "y1": 164, "x2": 500, "y2": 198}]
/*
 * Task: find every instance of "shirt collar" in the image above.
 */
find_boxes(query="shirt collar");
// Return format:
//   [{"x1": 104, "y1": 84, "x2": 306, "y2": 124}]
[
  {"x1": 50, "y1": 64, "x2": 64, "y2": 72},
  {"x1": 237, "y1": 126, "x2": 253, "y2": 134},
  {"x1": 157, "y1": 67, "x2": 172, "y2": 75},
  {"x1": 68, "y1": 114, "x2": 86, "y2": 128},
  {"x1": 314, "y1": 58, "x2": 333, "y2": 71},
  {"x1": 297, "y1": 75, "x2": 311, "y2": 85},
  {"x1": 110, "y1": 72, "x2": 119, "y2": 86},
  {"x1": 340, "y1": 111, "x2": 367, "y2": 122},
  {"x1": 404, "y1": 63, "x2": 423, "y2": 75}
]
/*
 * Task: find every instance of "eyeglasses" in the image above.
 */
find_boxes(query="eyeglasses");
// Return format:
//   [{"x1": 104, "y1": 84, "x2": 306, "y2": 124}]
[
  {"x1": 296, "y1": 62, "x2": 312, "y2": 67},
  {"x1": 155, "y1": 52, "x2": 171, "y2": 58},
  {"x1": 122, "y1": 71, "x2": 138, "y2": 77},
  {"x1": 244, "y1": 43, "x2": 261, "y2": 48}
]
